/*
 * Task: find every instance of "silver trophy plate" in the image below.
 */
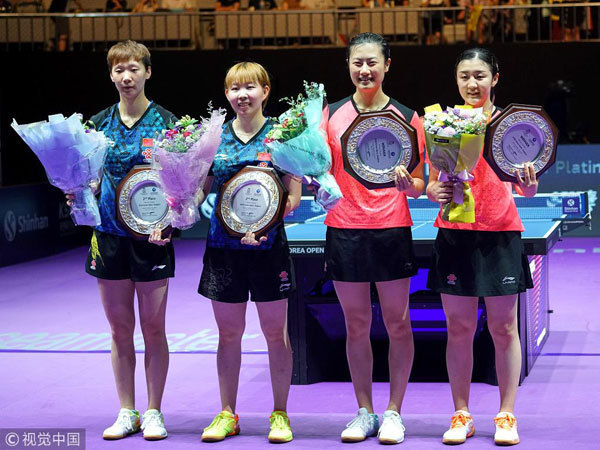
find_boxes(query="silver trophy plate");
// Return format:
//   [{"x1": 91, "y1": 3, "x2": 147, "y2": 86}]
[
  {"x1": 341, "y1": 110, "x2": 419, "y2": 189},
  {"x1": 116, "y1": 166, "x2": 170, "y2": 238},
  {"x1": 217, "y1": 166, "x2": 287, "y2": 237}
]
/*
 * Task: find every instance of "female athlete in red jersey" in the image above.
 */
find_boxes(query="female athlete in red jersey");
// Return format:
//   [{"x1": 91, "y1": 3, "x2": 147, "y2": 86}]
[
  {"x1": 323, "y1": 32, "x2": 425, "y2": 444},
  {"x1": 427, "y1": 48, "x2": 538, "y2": 446}
]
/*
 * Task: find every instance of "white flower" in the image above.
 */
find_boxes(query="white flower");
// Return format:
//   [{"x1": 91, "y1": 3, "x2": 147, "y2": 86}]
[{"x1": 439, "y1": 127, "x2": 457, "y2": 137}]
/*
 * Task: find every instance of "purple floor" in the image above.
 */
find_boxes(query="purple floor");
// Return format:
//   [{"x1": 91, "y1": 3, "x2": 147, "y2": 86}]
[{"x1": 1, "y1": 238, "x2": 599, "y2": 449}]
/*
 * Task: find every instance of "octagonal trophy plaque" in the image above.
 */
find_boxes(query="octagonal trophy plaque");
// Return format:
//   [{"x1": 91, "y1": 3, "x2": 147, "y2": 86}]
[
  {"x1": 483, "y1": 104, "x2": 558, "y2": 183},
  {"x1": 115, "y1": 165, "x2": 171, "y2": 239},
  {"x1": 216, "y1": 166, "x2": 288, "y2": 238},
  {"x1": 341, "y1": 110, "x2": 419, "y2": 189}
]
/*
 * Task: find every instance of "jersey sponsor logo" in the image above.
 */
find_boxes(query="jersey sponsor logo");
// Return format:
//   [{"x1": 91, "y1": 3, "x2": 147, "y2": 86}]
[
  {"x1": 142, "y1": 147, "x2": 153, "y2": 162},
  {"x1": 447, "y1": 273, "x2": 457, "y2": 285},
  {"x1": 502, "y1": 276, "x2": 516, "y2": 284}
]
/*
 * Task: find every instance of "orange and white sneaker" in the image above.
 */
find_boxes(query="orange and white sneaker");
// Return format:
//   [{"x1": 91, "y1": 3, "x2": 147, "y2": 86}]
[
  {"x1": 442, "y1": 410, "x2": 475, "y2": 445},
  {"x1": 494, "y1": 412, "x2": 519, "y2": 446}
]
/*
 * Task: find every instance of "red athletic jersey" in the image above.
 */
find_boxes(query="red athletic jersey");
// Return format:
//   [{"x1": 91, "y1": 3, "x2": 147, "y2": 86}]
[
  {"x1": 433, "y1": 108, "x2": 524, "y2": 231},
  {"x1": 324, "y1": 96, "x2": 425, "y2": 229}
]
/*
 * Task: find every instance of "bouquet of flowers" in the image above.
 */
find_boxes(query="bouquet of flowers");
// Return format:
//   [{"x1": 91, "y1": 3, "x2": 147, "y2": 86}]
[
  {"x1": 265, "y1": 81, "x2": 342, "y2": 211},
  {"x1": 11, "y1": 113, "x2": 110, "y2": 226},
  {"x1": 423, "y1": 104, "x2": 487, "y2": 223},
  {"x1": 152, "y1": 107, "x2": 226, "y2": 230}
]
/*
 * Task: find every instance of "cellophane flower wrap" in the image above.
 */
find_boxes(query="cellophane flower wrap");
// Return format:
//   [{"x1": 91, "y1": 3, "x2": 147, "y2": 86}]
[
  {"x1": 423, "y1": 104, "x2": 487, "y2": 223},
  {"x1": 152, "y1": 107, "x2": 226, "y2": 230},
  {"x1": 265, "y1": 81, "x2": 342, "y2": 211},
  {"x1": 11, "y1": 113, "x2": 110, "y2": 226}
]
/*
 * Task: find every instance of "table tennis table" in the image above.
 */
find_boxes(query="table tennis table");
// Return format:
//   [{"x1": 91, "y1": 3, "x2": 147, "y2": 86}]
[{"x1": 284, "y1": 193, "x2": 590, "y2": 385}]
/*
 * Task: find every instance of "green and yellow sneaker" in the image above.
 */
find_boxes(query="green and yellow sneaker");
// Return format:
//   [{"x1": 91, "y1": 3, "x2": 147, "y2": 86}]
[
  {"x1": 201, "y1": 411, "x2": 240, "y2": 442},
  {"x1": 268, "y1": 410, "x2": 293, "y2": 443}
]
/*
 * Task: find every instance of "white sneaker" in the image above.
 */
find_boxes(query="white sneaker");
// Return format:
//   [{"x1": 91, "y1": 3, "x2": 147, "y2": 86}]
[
  {"x1": 141, "y1": 409, "x2": 168, "y2": 440},
  {"x1": 494, "y1": 412, "x2": 519, "y2": 446},
  {"x1": 378, "y1": 410, "x2": 405, "y2": 444},
  {"x1": 442, "y1": 410, "x2": 474, "y2": 445},
  {"x1": 341, "y1": 407, "x2": 379, "y2": 442},
  {"x1": 102, "y1": 408, "x2": 141, "y2": 440}
]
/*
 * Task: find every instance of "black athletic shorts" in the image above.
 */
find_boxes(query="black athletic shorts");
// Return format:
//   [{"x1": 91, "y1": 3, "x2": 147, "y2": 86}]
[
  {"x1": 427, "y1": 228, "x2": 533, "y2": 297},
  {"x1": 198, "y1": 240, "x2": 295, "y2": 303},
  {"x1": 325, "y1": 226, "x2": 418, "y2": 282},
  {"x1": 85, "y1": 230, "x2": 175, "y2": 282}
]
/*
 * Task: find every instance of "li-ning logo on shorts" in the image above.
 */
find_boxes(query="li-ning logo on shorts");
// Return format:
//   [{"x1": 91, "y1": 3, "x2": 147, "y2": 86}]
[
  {"x1": 447, "y1": 274, "x2": 457, "y2": 285},
  {"x1": 279, "y1": 270, "x2": 291, "y2": 292},
  {"x1": 502, "y1": 276, "x2": 516, "y2": 285}
]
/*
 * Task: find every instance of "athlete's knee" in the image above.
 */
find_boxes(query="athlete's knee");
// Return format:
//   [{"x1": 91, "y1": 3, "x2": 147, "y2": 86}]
[
  {"x1": 446, "y1": 316, "x2": 477, "y2": 342},
  {"x1": 488, "y1": 319, "x2": 518, "y2": 347},
  {"x1": 217, "y1": 324, "x2": 245, "y2": 345},
  {"x1": 345, "y1": 314, "x2": 372, "y2": 340},
  {"x1": 261, "y1": 323, "x2": 288, "y2": 346}
]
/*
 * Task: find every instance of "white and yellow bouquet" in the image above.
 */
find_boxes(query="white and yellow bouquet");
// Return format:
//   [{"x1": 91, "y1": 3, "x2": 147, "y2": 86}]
[{"x1": 423, "y1": 104, "x2": 487, "y2": 223}]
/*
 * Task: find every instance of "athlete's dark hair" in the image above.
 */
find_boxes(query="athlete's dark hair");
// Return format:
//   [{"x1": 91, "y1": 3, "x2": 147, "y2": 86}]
[
  {"x1": 455, "y1": 48, "x2": 499, "y2": 100},
  {"x1": 107, "y1": 40, "x2": 151, "y2": 71},
  {"x1": 346, "y1": 32, "x2": 390, "y2": 62}
]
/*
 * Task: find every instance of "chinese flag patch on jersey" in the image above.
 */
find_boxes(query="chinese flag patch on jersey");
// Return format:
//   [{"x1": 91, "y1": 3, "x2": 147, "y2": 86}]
[{"x1": 257, "y1": 152, "x2": 271, "y2": 161}]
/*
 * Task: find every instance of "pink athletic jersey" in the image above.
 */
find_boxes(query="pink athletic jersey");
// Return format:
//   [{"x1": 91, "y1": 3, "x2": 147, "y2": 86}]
[{"x1": 324, "y1": 96, "x2": 425, "y2": 229}]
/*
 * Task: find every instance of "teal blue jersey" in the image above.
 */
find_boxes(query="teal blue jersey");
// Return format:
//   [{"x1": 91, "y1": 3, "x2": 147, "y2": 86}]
[
  {"x1": 91, "y1": 102, "x2": 175, "y2": 236},
  {"x1": 208, "y1": 118, "x2": 287, "y2": 250}
]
